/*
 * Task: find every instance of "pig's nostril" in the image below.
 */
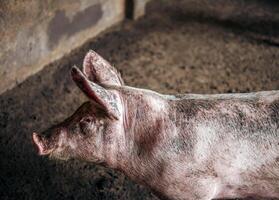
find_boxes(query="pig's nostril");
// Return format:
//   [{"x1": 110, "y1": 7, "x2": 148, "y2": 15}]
[
  {"x1": 32, "y1": 132, "x2": 40, "y2": 145},
  {"x1": 32, "y1": 132, "x2": 43, "y2": 154},
  {"x1": 32, "y1": 132, "x2": 51, "y2": 156}
]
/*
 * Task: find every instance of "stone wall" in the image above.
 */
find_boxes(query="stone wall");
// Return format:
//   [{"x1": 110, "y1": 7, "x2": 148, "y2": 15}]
[{"x1": 0, "y1": 0, "x2": 150, "y2": 94}]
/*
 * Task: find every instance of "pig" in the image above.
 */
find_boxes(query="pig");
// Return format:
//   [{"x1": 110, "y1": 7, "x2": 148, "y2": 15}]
[{"x1": 32, "y1": 50, "x2": 279, "y2": 200}]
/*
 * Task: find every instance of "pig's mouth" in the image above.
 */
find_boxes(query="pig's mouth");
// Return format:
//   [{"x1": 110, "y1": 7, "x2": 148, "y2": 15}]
[{"x1": 32, "y1": 132, "x2": 55, "y2": 156}]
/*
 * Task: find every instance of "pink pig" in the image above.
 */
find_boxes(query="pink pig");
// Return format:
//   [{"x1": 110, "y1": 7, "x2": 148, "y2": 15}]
[{"x1": 33, "y1": 50, "x2": 279, "y2": 200}]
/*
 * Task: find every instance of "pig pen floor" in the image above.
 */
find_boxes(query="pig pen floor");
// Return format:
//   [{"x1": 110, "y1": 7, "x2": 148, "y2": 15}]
[{"x1": 1, "y1": 1, "x2": 279, "y2": 199}]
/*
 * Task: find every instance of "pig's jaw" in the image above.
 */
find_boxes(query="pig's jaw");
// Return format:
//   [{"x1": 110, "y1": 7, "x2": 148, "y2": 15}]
[{"x1": 113, "y1": 88, "x2": 171, "y2": 172}]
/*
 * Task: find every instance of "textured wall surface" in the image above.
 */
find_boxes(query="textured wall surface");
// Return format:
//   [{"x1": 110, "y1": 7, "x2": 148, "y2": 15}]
[
  {"x1": 0, "y1": 0, "x2": 125, "y2": 94},
  {"x1": 133, "y1": 0, "x2": 150, "y2": 19}
]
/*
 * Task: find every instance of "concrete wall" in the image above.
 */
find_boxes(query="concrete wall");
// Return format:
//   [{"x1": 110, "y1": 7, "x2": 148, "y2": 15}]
[
  {"x1": 0, "y1": 0, "x2": 126, "y2": 94},
  {"x1": 133, "y1": 0, "x2": 150, "y2": 19}
]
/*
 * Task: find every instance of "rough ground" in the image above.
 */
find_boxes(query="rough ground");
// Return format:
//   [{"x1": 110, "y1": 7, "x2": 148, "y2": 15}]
[{"x1": 0, "y1": 0, "x2": 279, "y2": 199}]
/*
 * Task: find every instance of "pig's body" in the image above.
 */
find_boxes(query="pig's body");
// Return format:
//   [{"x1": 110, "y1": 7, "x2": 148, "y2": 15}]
[
  {"x1": 32, "y1": 51, "x2": 279, "y2": 200},
  {"x1": 114, "y1": 86, "x2": 279, "y2": 200}
]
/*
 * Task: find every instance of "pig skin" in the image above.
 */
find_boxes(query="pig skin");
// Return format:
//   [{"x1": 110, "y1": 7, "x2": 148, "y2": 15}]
[{"x1": 33, "y1": 50, "x2": 279, "y2": 200}]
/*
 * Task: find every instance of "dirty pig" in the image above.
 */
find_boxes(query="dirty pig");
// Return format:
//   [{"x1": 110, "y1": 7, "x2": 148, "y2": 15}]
[{"x1": 33, "y1": 50, "x2": 279, "y2": 200}]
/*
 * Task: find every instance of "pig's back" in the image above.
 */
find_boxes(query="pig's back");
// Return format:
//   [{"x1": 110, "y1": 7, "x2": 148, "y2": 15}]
[
  {"x1": 169, "y1": 90, "x2": 279, "y2": 163},
  {"x1": 165, "y1": 90, "x2": 279, "y2": 197},
  {"x1": 169, "y1": 90, "x2": 279, "y2": 137}
]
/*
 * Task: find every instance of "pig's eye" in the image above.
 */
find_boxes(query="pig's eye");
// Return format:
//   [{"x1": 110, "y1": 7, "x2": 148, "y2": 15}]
[
  {"x1": 79, "y1": 117, "x2": 94, "y2": 134},
  {"x1": 83, "y1": 118, "x2": 92, "y2": 123},
  {"x1": 81, "y1": 116, "x2": 94, "y2": 124}
]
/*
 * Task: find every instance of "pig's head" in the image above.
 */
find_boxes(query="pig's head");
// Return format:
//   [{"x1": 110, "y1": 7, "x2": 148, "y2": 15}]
[{"x1": 32, "y1": 51, "x2": 125, "y2": 163}]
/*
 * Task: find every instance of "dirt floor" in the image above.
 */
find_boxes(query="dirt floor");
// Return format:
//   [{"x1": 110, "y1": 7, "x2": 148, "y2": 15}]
[{"x1": 1, "y1": 0, "x2": 279, "y2": 199}]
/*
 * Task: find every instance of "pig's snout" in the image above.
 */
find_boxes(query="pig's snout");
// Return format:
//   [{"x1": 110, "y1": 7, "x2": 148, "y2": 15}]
[{"x1": 32, "y1": 132, "x2": 54, "y2": 156}]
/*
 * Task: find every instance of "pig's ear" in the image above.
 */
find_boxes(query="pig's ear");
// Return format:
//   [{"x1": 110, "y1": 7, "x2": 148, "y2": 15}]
[
  {"x1": 82, "y1": 50, "x2": 124, "y2": 86},
  {"x1": 71, "y1": 66, "x2": 120, "y2": 119}
]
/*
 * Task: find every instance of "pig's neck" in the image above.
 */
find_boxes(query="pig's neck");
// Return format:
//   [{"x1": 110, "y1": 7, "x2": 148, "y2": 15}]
[{"x1": 111, "y1": 88, "x2": 172, "y2": 184}]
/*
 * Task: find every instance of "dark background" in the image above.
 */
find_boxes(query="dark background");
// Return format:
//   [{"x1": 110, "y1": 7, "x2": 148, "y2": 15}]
[{"x1": 0, "y1": 0, "x2": 279, "y2": 199}]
